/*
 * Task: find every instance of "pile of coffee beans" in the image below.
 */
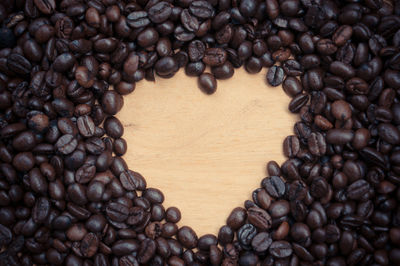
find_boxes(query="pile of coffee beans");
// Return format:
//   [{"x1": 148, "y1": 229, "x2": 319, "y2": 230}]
[{"x1": 0, "y1": 0, "x2": 399, "y2": 265}]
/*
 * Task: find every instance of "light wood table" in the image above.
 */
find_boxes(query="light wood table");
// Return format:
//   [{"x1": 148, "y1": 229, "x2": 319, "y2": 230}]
[{"x1": 117, "y1": 67, "x2": 297, "y2": 237}]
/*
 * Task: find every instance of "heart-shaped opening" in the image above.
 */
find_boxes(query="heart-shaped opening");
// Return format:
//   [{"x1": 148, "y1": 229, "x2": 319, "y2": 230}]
[{"x1": 117, "y1": 68, "x2": 295, "y2": 235}]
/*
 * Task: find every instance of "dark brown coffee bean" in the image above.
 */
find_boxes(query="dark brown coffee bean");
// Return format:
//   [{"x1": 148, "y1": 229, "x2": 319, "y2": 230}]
[
  {"x1": 269, "y1": 241, "x2": 293, "y2": 258},
  {"x1": 185, "y1": 61, "x2": 205, "y2": 76},
  {"x1": 77, "y1": 115, "x2": 95, "y2": 138},
  {"x1": 198, "y1": 73, "x2": 217, "y2": 94},
  {"x1": 55, "y1": 134, "x2": 77, "y2": 155},
  {"x1": 148, "y1": 2, "x2": 172, "y2": 24},
  {"x1": 7, "y1": 53, "x2": 31, "y2": 75},
  {"x1": 181, "y1": 9, "x2": 199, "y2": 32},
  {"x1": 247, "y1": 207, "x2": 272, "y2": 230},
  {"x1": 308, "y1": 132, "x2": 326, "y2": 156},
  {"x1": 267, "y1": 66, "x2": 285, "y2": 87},
  {"x1": 188, "y1": 40, "x2": 205, "y2": 62},
  {"x1": 155, "y1": 56, "x2": 178, "y2": 77},
  {"x1": 289, "y1": 93, "x2": 309, "y2": 113},
  {"x1": 283, "y1": 135, "x2": 300, "y2": 158},
  {"x1": 262, "y1": 176, "x2": 285, "y2": 198},
  {"x1": 120, "y1": 170, "x2": 146, "y2": 191},
  {"x1": 317, "y1": 39, "x2": 337, "y2": 55},
  {"x1": 378, "y1": 123, "x2": 400, "y2": 144},
  {"x1": 106, "y1": 202, "x2": 129, "y2": 222},
  {"x1": 101, "y1": 90, "x2": 124, "y2": 115},
  {"x1": 81, "y1": 232, "x2": 99, "y2": 258},
  {"x1": 346, "y1": 180, "x2": 371, "y2": 200},
  {"x1": 203, "y1": 48, "x2": 227, "y2": 66},
  {"x1": 211, "y1": 61, "x2": 234, "y2": 80},
  {"x1": 34, "y1": 0, "x2": 55, "y2": 15},
  {"x1": 189, "y1": 1, "x2": 214, "y2": 19},
  {"x1": 332, "y1": 25, "x2": 353, "y2": 47},
  {"x1": 32, "y1": 197, "x2": 50, "y2": 223},
  {"x1": 326, "y1": 129, "x2": 354, "y2": 145},
  {"x1": 178, "y1": 226, "x2": 198, "y2": 249}
]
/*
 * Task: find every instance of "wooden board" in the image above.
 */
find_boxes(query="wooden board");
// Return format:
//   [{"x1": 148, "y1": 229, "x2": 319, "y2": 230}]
[{"x1": 116, "y1": 67, "x2": 297, "y2": 237}]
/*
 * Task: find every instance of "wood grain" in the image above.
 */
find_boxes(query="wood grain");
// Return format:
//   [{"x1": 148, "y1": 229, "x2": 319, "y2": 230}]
[{"x1": 116, "y1": 67, "x2": 297, "y2": 236}]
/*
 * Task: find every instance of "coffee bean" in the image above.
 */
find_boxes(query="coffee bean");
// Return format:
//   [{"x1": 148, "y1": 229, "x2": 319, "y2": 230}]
[
  {"x1": 308, "y1": 132, "x2": 326, "y2": 156},
  {"x1": 0, "y1": 224, "x2": 12, "y2": 246},
  {"x1": 185, "y1": 61, "x2": 206, "y2": 76},
  {"x1": 188, "y1": 40, "x2": 205, "y2": 62},
  {"x1": 198, "y1": 73, "x2": 217, "y2": 94},
  {"x1": 227, "y1": 207, "x2": 247, "y2": 230},
  {"x1": 32, "y1": 197, "x2": 50, "y2": 223},
  {"x1": 81, "y1": 232, "x2": 99, "y2": 258},
  {"x1": 262, "y1": 176, "x2": 285, "y2": 198},
  {"x1": 77, "y1": 115, "x2": 95, "y2": 138},
  {"x1": 267, "y1": 66, "x2": 285, "y2": 86},
  {"x1": 0, "y1": 27, "x2": 16, "y2": 49},
  {"x1": 55, "y1": 134, "x2": 77, "y2": 155},
  {"x1": 34, "y1": 0, "x2": 55, "y2": 15},
  {"x1": 120, "y1": 170, "x2": 146, "y2": 191},
  {"x1": 203, "y1": 48, "x2": 227, "y2": 66},
  {"x1": 189, "y1": 1, "x2": 214, "y2": 19},
  {"x1": 181, "y1": 9, "x2": 199, "y2": 32},
  {"x1": 289, "y1": 93, "x2": 309, "y2": 113},
  {"x1": 326, "y1": 129, "x2": 354, "y2": 145},
  {"x1": 101, "y1": 90, "x2": 124, "y2": 115},
  {"x1": 178, "y1": 226, "x2": 198, "y2": 249},
  {"x1": 346, "y1": 180, "x2": 371, "y2": 200},
  {"x1": 378, "y1": 123, "x2": 400, "y2": 144},
  {"x1": 7, "y1": 53, "x2": 31, "y2": 75},
  {"x1": 269, "y1": 241, "x2": 293, "y2": 258},
  {"x1": 155, "y1": 56, "x2": 178, "y2": 77},
  {"x1": 238, "y1": 223, "x2": 257, "y2": 249},
  {"x1": 247, "y1": 207, "x2": 272, "y2": 230},
  {"x1": 148, "y1": 2, "x2": 172, "y2": 24}
]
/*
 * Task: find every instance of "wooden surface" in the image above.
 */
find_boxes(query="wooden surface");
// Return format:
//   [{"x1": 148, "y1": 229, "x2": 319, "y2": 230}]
[{"x1": 116, "y1": 67, "x2": 297, "y2": 236}]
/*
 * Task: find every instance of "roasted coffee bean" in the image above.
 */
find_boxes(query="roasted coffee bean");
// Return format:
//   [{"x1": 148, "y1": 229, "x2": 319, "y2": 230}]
[
  {"x1": 7, "y1": 53, "x2": 31, "y2": 75},
  {"x1": 262, "y1": 176, "x2": 285, "y2": 198},
  {"x1": 185, "y1": 61, "x2": 205, "y2": 76},
  {"x1": 77, "y1": 115, "x2": 95, "y2": 138},
  {"x1": 203, "y1": 48, "x2": 227, "y2": 66},
  {"x1": 227, "y1": 207, "x2": 247, "y2": 230},
  {"x1": 282, "y1": 77, "x2": 302, "y2": 97},
  {"x1": 308, "y1": 132, "x2": 326, "y2": 156},
  {"x1": 247, "y1": 207, "x2": 272, "y2": 230},
  {"x1": 181, "y1": 9, "x2": 199, "y2": 32},
  {"x1": 267, "y1": 66, "x2": 284, "y2": 86},
  {"x1": 34, "y1": 0, "x2": 56, "y2": 15},
  {"x1": 81, "y1": 232, "x2": 99, "y2": 258},
  {"x1": 120, "y1": 170, "x2": 146, "y2": 191},
  {"x1": 347, "y1": 180, "x2": 371, "y2": 200},
  {"x1": 155, "y1": 56, "x2": 178, "y2": 77},
  {"x1": 104, "y1": 116, "x2": 124, "y2": 139},
  {"x1": 177, "y1": 226, "x2": 198, "y2": 249},
  {"x1": 127, "y1": 11, "x2": 151, "y2": 28},
  {"x1": 148, "y1": 2, "x2": 172, "y2": 24},
  {"x1": 189, "y1": 1, "x2": 214, "y2": 19},
  {"x1": 101, "y1": 90, "x2": 124, "y2": 115},
  {"x1": 238, "y1": 223, "x2": 257, "y2": 249},
  {"x1": 32, "y1": 197, "x2": 50, "y2": 223},
  {"x1": 269, "y1": 241, "x2": 293, "y2": 258},
  {"x1": 211, "y1": 61, "x2": 234, "y2": 80},
  {"x1": 198, "y1": 73, "x2": 217, "y2": 94},
  {"x1": 289, "y1": 93, "x2": 309, "y2": 113},
  {"x1": 188, "y1": 40, "x2": 205, "y2": 62},
  {"x1": 0, "y1": 27, "x2": 16, "y2": 49},
  {"x1": 55, "y1": 134, "x2": 77, "y2": 155}
]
